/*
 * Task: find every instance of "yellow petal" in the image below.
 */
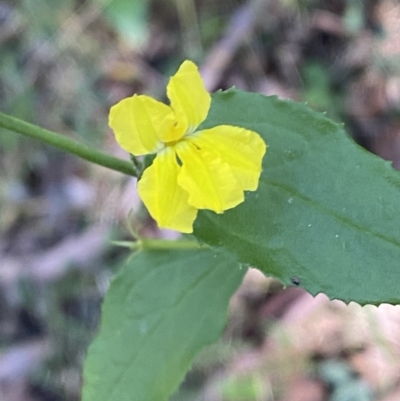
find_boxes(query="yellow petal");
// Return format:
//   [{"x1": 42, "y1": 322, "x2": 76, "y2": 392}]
[
  {"x1": 175, "y1": 140, "x2": 244, "y2": 213},
  {"x1": 138, "y1": 147, "x2": 198, "y2": 233},
  {"x1": 190, "y1": 125, "x2": 267, "y2": 191},
  {"x1": 166, "y1": 60, "x2": 211, "y2": 140},
  {"x1": 109, "y1": 94, "x2": 175, "y2": 156}
]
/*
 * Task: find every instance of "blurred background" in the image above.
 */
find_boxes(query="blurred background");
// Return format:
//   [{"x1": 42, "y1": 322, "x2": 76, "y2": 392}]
[{"x1": 1, "y1": 0, "x2": 400, "y2": 400}]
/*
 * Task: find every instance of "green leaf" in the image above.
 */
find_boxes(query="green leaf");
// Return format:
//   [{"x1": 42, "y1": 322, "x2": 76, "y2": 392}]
[
  {"x1": 194, "y1": 89, "x2": 400, "y2": 305},
  {"x1": 82, "y1": 248, "x2": 246, "y2": 401}
]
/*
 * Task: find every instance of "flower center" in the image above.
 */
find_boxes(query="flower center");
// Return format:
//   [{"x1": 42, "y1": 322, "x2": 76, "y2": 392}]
[{"x1": 164, "y1": 139, "x2": 179, "y2": 147}]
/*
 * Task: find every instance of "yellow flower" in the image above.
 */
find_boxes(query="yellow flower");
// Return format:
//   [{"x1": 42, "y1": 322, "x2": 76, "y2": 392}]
[{"x1": 109, "y1": 60, "x2": 267, "y2": 233}]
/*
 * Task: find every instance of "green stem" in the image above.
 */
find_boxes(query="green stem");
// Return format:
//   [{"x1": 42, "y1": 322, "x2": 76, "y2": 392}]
[
  {"x1": 141, "y1": 238, "x2": 208, "y2": 251},
  {"x1": 0, "y1": 111, "x2": 138, "y2": 177},
  {"x1": 111, "y1": 239, "x2": 208, "y2": 251}
]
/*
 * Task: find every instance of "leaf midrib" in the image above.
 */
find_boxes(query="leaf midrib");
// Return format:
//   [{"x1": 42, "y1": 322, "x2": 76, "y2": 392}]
[{"x1": 263, "y1": 178, "x2": 400, "y2": 249}]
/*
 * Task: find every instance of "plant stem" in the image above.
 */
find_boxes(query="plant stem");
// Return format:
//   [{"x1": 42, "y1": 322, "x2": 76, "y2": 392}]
[
  {"x1": 141, "y1": 238, "x2": 208, "y2": 251},
  {"x1": 112, "y1": 239, "x2": 208, "y2": 251},
  {"x1": 0, "y1": 111, "x2": 138, "y2": 177}
]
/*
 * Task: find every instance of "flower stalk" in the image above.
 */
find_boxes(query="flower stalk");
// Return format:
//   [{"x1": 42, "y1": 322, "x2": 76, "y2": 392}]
[
  {"x1": 0, "y1": 111, "x2": 138, "y2": 177},
  {"x1": 111, "y1": 238, "x2": 208, "y2": 251}
]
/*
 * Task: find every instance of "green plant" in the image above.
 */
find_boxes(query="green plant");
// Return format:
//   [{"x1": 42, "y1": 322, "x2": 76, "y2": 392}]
[{"x1": 1, "y1": 61, "x2": 400, "y2": 401}]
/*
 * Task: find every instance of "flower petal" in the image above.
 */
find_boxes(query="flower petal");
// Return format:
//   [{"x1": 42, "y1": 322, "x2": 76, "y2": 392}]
[
  {"x1": 175, "y1": 140, "x2": 244, "y2": 213},
  {"x1": 109, "y1": 94, "x2": 175, "y2": 156},
  {"x1": 138, "y1": 147, "x2": 198, "y2": 233},
  {"x1": 191, "y1": 125, "x2": 267, "y2": 191},
  {"x1": 166, "y1": 60, "x2": 211, "y2": 140}
]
